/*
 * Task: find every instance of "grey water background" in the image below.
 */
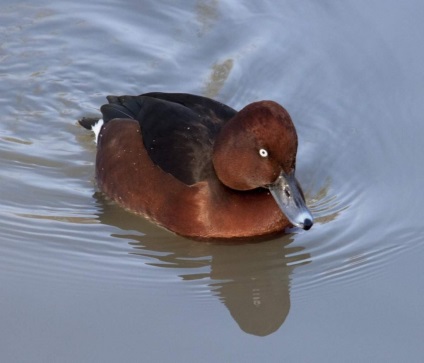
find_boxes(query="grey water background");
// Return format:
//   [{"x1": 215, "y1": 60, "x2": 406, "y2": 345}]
[{"x1": 1, "y1": 0, "x2": 424, "y2": 362}]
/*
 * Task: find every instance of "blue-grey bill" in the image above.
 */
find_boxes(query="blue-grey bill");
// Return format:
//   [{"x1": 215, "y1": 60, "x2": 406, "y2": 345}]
[{"x1": 269, "y1": 171, "x2": 313, "y2": 230}]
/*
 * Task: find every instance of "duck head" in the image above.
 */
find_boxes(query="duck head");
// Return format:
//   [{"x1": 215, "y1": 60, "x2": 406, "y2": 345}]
[{"x1": 212, "y1": 100, "x2": 313, "y2": 230}]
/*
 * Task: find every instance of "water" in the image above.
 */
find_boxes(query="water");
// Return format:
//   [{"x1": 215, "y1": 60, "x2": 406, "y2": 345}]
[{"x1": 1, "y1": 0, "x2": 424, "y2": 362}]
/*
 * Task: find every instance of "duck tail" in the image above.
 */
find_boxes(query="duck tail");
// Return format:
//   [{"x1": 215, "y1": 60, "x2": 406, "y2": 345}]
[
  {"x1": 78, "y1": 117, "x2": 104, "y2": 144},
  {"x1": 78, "y1": 116, "x2": 100, "y2": 130}
]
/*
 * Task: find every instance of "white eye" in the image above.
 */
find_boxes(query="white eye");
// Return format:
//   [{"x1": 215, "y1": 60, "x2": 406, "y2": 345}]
[{"x1": 259, "y1": 148, "x2": 268, "y2": 158}]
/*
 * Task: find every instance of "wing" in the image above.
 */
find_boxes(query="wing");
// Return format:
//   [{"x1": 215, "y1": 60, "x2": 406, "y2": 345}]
[{"x1": 100, "y1": 93, "x2": 237, "y2": 185}]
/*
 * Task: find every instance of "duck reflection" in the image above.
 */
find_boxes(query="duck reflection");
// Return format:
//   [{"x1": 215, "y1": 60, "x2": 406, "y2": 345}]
[
  {"x1": 95, "y1": 192, "x2": 310, "y2": 336},
  {"x1": 208, "y1": 243, "x2": 309, "y2": 336}
]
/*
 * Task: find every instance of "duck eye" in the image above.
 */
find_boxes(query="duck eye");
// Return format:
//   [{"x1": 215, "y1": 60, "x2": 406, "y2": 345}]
[{"x1": 259, "y1": 148, "x2": 268, "y2": 158}]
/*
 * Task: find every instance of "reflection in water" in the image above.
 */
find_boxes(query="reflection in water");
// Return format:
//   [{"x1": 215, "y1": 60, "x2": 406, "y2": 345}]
[
  {"x1": 95, "y1": 193, "x2": 310, "y2": 336},
  {"x1": 16, "y1": 213, "x2": 98, "y2": 224},
  {"x1": 204, "y1": 58, "x2": 234, "y2": 99},
  {"x1": 195, "y1": 0, "x2": 220, "y2": 36},
  {"x1": 307, "y1": 177, "x2": 346, "y2": 225},
  {"x1": 208, "y1": 243, "x2": 309, "y2": 336}
]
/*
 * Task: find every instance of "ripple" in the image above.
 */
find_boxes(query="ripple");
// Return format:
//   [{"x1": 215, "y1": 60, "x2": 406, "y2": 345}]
[{"x1": 0, "y1": 0, "x2": 423, "y2": 318}]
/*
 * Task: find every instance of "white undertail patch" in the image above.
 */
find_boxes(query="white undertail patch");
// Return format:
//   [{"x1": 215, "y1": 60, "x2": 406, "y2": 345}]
[{"x1": 92, "y1": 119, "x2": 104, "y2": 144}]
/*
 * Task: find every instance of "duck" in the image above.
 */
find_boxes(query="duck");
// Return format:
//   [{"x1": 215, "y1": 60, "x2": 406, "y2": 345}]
[{"x1": 79, "y1": 92, "x2": 313, "y2": 240}]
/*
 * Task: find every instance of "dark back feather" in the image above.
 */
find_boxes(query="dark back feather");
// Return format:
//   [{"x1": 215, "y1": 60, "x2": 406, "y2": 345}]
[{"x1": 100, "y1": 93, "x2": 237, "y2": 185}]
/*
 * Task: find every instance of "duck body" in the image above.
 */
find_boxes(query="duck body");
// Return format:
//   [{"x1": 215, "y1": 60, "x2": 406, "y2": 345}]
[{"x1": 80, "y1": 92, "x2": 313, "y2": 240}]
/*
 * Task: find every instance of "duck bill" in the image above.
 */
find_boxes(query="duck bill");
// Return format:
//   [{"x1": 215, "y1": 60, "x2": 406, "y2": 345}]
[{"x1": 268, "y1": 171, "x2": 313, "y2": 230}]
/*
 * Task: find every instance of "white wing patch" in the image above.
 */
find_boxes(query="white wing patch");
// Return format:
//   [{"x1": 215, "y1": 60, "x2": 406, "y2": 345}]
[{"x1": 92, "y1": 119, "x2": 104, "y2": 144}]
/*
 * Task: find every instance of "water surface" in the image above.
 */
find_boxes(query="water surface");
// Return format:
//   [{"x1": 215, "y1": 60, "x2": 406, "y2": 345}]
[{"x1": 1, "y1": 0, "x2": 424, "y2": 362}]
